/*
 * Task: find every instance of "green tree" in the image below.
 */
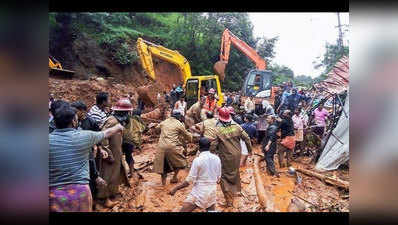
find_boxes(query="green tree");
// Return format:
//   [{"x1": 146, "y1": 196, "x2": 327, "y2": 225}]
[{"x1": 313, "y1": 40, "x2": 349, "y2": 77}]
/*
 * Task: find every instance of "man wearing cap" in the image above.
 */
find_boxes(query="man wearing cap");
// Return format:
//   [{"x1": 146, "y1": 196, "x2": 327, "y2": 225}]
[
  {"x1": 168, "y1": 137, "x2": 221, "y2": 212},
  {"x1": 97, "y1": 98, "x2": 133, "y2": 208},
  {"x1": 153, "y1": 110, "x2": 194, "y2": 185},
  {"x1": 210, "y1": 107, "x2": 252, "y2": 209},
  {"x1": 185, "y1": 96, "x2": 207, "y2": 128},
  {"x1": 203, "y1": 88, "x2": 218, "y2": 115}
]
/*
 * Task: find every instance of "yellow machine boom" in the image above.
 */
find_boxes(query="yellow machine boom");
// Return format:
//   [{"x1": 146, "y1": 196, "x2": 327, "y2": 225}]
[{"x1": 136, "y1": 38, "x2": 224, "y2": 108}]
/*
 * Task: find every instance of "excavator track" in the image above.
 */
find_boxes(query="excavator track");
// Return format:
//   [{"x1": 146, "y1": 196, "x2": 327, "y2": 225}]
[{"x1": 49, "y1": 68, "x2": 75, "y2": 77}]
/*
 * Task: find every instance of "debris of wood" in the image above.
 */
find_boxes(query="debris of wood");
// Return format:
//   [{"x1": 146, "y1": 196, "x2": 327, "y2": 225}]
[
  {"x1": 136, "y1": 161, "x2": 153, "y2": 171},
  {"x1": 295, "y1": 167, "x2": 349, "y2": 190},
  {"x1": 288, "y1": 190, "x2": 320, "y2": 209}
]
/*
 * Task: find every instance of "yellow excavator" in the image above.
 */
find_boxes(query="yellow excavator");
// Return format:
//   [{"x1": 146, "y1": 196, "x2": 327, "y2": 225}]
[
  {"x1": 49, "y1": 55, "x2": 75, "y2": 77},
  {"x1": 136, "y1": 38, "x2": 224, "y2": 108}
]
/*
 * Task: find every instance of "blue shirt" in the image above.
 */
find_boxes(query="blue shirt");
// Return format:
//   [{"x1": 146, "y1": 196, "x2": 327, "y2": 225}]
[
  {"x1": 175, "y1": 86, "x2": 183, "y2": 93},
  {"x1": 242, "y1": 122, "x2": 257, "y2": 139},
  {"x1": 49, "y1": 128, "x2": 105, "y2": 187},
  {"x1": 280, "y1": 90, "x2": 291, "y2": 106},
  {"x1": 287, "y1": 93, "x2": 305, "y2": 110}
]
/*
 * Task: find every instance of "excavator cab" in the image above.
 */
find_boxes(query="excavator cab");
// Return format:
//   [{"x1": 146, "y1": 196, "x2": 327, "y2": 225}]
[
  {"x1": 243, "y1": 69, "x2": 274, "y2": 97},
  {"x1": 185, "y1": 76, "x2": 224, "y2": 109},
  {"x1": 185, "y1": 78, "x2": 199, "y2": 109}
]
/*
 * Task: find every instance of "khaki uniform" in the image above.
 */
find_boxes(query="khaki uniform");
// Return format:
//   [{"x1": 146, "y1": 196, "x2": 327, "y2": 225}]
[
  {"x1": 97, "y1": 116, "x2": 129, "y2": 199},
  {"x1": 123, "y1": 115, "x2": 146, "y2": 148},
  {"x1": 153, "y1": 117, "x2": 193, "y2": 174},
  {"x1": 199, "y1": 118, "x2": 218, "y2": 140},
  {"x1": 210, "y1": 121, "x2": 252, "y2": 206},
  {"x1": 185, "y1": 102, "x2": 206, "y2": 128}
]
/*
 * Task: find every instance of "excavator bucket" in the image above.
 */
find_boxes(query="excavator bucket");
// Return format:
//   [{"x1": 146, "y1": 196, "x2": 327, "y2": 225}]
[
  {"x1": 49, "y1": 68, "x2": 75, "y2": 77},
  {"x1": 213, "y1": 61, "x2": 226, "y2": 81}
]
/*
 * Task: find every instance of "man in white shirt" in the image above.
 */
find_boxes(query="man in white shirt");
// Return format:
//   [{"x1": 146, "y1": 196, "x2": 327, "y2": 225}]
[
  {"x1": 169, "y1": 137, "x2": 221, "y2": 212},
  {"x1": 244, "y1": 96, "x2": 255, "y2": 114},
  {"x1": 174, "y1": 95, "x2": 187, "y2": 116}
]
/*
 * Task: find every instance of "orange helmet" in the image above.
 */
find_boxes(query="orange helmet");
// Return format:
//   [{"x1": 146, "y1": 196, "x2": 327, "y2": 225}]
[
  {"x1": 218, "y1": 107, "x2": 231, "y2": 122},
  {"x1": 111, "y1": 98, "x2": 134, "y2": 111}
]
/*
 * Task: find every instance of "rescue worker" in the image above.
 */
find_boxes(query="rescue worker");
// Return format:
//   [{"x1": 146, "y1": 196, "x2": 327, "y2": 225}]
[
  {"x1": 203, "y1": 88, "x2": 218, "y2": 115},
  {"x1": 190, "y1": 111, "x2": 218, "y2": 141},
  {"x1": 122, "y1": 109, "x2": 147, "y2": 177},
  {"x1": 210, "y1": 107, "x2": 252, "y2": 210},
  {"x1": 97, "y1": 98, "x2": 132, "y2": 209},
  {"x1": 185, "y1": 96, "x2": 207, "y2": 128},
  {"x1": 153, "y1": 109, "x2": 194, "y2": 185}
]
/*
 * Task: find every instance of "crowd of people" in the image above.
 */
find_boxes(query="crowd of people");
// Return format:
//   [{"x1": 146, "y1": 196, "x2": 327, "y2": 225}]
[
  {"x1": 49, "y1": 81, "x2": 332, "y2": 212},
  {"x1": 49, "y1": 92, "x2": 146, "y2": 211}
]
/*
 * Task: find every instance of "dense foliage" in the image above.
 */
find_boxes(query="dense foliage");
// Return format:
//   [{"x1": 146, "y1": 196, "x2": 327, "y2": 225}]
[{"x1": 49, "y1": 12, "x2": 278, "y2": 91}]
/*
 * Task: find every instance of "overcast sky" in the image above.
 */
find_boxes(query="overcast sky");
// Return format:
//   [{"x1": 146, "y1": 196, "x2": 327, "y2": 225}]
[{"x1": 249, "y1": 13, "x2": 349, "y2": 78}]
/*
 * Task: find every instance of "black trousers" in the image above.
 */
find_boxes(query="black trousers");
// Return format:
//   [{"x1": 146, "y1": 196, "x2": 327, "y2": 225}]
[
  {"x1": 89, "y1": 158, "x2": 98, "y2": 198},
  {"x1": 265, "y1": 144, "x2": 277, "y2": 175},
  {"x1": 313, "y1": 126, "x2": 325, "y2": 137},
  {"x1": 122, "y1": 142, "x2": 135, "y2": 166},
  {"x1": 257, "y1": 130, "x2": 266, "y2": 144}
]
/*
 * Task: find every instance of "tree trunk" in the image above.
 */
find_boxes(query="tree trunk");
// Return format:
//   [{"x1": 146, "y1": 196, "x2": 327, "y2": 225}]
[
  {"x1": 253, "y1": 155, "x2": 275, "y2": 211},
  {"x1": 295, "y1": 167, "x2": 349, "y2": 190}
]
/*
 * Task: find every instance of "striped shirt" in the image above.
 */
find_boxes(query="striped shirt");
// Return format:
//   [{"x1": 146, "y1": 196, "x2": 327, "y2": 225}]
[
  {"x1": 87, "y1": 105, "x2": 107, "y2": 127},
  {"x1": 49, "y1": 128, "x2": 105, "y2": 187}
]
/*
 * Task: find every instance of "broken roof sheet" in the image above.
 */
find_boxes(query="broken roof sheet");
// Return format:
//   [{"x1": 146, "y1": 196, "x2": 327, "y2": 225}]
[{"x1": 314, "y1": 56, "x2": 349, "y2": 94}]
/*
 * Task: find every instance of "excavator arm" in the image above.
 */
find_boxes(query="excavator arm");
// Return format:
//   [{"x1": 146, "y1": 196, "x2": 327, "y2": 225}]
[
  {"x1": 136, "y1": 37, "x2": 224, "y2": 108},
  {"x1": 214, "y1": 28, "x2": 267, "y2": 80},
  {"x1": 136, "y1": 38, "x2": 192, "y2": 83}
]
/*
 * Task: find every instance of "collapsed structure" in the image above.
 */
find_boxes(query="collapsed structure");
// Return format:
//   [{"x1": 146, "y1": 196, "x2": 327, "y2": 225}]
[{"x1": 313, "y1": 56, "x2": 349, "y2": 171}]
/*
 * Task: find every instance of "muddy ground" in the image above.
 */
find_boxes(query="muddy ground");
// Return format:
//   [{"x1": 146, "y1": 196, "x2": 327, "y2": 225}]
[
  {"x1": 49, "y1": 77, "x2": 349, "y2": 213},
  {"x1": 93, "y1": 138, "x2": 349, "y2": 213}
]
